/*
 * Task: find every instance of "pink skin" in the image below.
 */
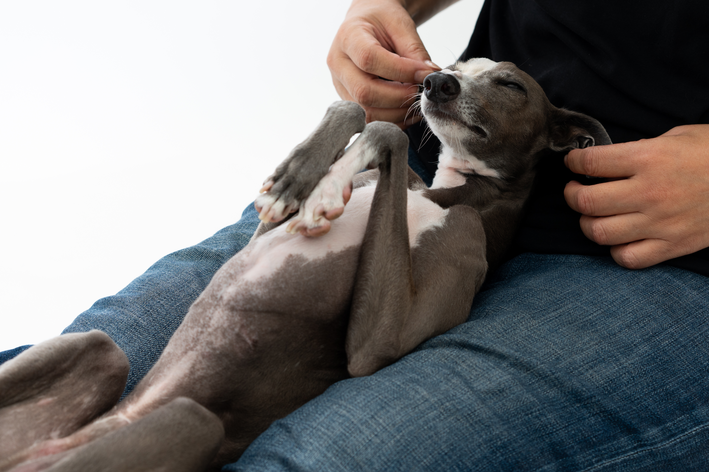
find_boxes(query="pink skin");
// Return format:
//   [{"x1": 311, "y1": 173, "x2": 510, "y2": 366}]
[
  {"x1": 259, "y1": 181, "x2": 274, "y2": 194},
  {"x1": 254, "y1": 182, "x2": 353, "y2": 237},
  {"x1": 288, "y1": 182, "x2": 353, "y2": 237},
  {"x1": 564, "y1": 124, "x2": 709, "y2": 269}
]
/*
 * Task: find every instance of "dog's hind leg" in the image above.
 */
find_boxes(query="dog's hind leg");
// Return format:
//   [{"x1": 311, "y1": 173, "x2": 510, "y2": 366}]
[
  {"x1": 254, "y1": 101, "x2": 366, "y2": 225},
  {"x1": 343, "y1": 124, "x2": 488, "y2": 377},
  {"x1": 0, "y1": 331, "x2": 128, "y2": 470},
  {"x1": 17, "y1": 398, "x2": 223, "y2": 472}
]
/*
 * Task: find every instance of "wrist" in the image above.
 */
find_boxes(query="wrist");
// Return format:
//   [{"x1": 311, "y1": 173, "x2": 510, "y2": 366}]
[
  {"x1": 401, "y1": 0, "x2": 460, "y2": 25},
  {"x1": 347, "y1": 0, "x2": 456, "y2": 26}
]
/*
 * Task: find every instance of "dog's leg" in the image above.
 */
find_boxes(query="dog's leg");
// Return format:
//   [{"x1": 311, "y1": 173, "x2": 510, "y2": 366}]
[
  {"x1": 0, "y1": 331, "x2": 128, "y2": 470},
  {"x1": 280, "y1": 121, "x2": 404, "y2": 237},
  {"x1": 344, "y1": 126, "x2": 488, "y2": 378},
  {"x1": 270, "y1": 118, "x2": 487, "y2": 376},
  {"x1": 14, "y1": 398, "x2": 223, "y2": 472},
  {"x1": 254, "y1": 101, "x2": 366, "y2": 226}
]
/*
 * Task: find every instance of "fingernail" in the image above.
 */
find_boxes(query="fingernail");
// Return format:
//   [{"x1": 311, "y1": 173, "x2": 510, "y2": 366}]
[{"x1": 415, "y1": 61, "x2": 441, "y2": 84}]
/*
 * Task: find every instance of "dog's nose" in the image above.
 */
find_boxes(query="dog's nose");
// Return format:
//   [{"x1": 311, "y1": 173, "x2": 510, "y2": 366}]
[{"x1": 423, "y1": 72, "x2": 460, "y2": 103}]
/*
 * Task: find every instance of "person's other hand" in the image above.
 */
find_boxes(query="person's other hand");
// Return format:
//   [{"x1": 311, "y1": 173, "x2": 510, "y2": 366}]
[
  {"x1": 327, "y1": 0, "x2": 441, "y2": 128},
  {"x1": 564, "y1": 124, "x2": 709, "y2": 269}
]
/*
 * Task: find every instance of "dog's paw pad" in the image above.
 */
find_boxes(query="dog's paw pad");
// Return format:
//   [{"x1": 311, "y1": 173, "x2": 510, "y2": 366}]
[
  {"x1": 285, "y1": 215, "x2": 332, "y2": 237},
  {"x1": 283, "y1": 177, "x2": 349, "y2": 235}
]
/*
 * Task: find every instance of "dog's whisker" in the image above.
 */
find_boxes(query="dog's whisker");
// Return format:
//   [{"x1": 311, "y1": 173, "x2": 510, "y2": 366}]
[
  {"x1": 401, "y1": 89, "x2": 422, "y2": 103},
  {"x1": 399, "y1": 86, "x2": 423, "y2": 107},
  {"x1": 418, "y1": 124, "x2": 436, "y2": 152},
  {"x1": 404, "y1": 99, "x2": 423, "y2": 125},
  {"x1": 2, "y1": 59, "x2": 613, "y2": 471}
]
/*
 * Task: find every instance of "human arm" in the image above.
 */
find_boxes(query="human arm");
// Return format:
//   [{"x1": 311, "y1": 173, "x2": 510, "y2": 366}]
[
  {"x1": 327, "y1": 0, "x2": 459, "y2": 127},
  {"x1": 563, "y1": 124, "x2": 709, "y2": 269}
]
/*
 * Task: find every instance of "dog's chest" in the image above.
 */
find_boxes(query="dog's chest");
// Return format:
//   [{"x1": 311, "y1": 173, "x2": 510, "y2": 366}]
[{"x1": 241, "y1": 185, "x2": 448, "y2": 284}]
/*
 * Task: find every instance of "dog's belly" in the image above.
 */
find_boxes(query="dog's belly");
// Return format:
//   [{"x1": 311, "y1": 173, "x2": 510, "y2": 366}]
[
  {"x1": 144, "y1": 185, "x2": 449, "y2": 378},
  {"x1": 244, "y1": 185, "x2": 449, "y2": 283},
  {"x1": 113, "y1": 184, "x2": 449, "y2": 454}
]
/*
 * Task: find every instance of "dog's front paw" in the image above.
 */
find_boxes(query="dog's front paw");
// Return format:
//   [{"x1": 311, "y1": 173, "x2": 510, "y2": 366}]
[
  {"x1": 254, "y1": 168, "x2": 318, "y2": 222},
  {"x1": 254, "y1": 189, "x2": 299, "y2": 223},
  {"x1": 284, "y1": 174, "x2": 353, "y2": 237},
  {"x1": 254, "y1": 151, "x2": 334, "y2": 223}
]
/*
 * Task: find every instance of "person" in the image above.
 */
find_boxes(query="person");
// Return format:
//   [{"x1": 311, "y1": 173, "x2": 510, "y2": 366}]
[{"x1": 2, "y1": 0, "x2": 709, "y2": 470}]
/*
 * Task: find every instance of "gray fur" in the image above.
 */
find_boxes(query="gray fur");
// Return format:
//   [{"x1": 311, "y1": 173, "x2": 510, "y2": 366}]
[{"x1": 0, "y1": 59, "x2": 610, "y2": 471}]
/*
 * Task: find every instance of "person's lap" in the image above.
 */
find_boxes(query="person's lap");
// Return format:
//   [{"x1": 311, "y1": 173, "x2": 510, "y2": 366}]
[
  {"x1": 2, "y1": 150, "x2": 709, "y2": 470},
  {"x1": 0, "y1": 148, "x2": 434, "y2": 389},
  {"x1": 49, "y1": 204, "x2": 260, "y2": 397},
  {"x1": 230, "y1": 254, "x2": 709, "y2": 470}
]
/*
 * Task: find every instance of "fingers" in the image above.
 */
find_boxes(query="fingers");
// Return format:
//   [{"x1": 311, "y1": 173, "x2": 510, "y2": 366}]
[
  {"x1": 610, "y1": 239, "x2": 681, "y2": 270},
  {"x1": 330, "y1": 59, "x2": 422, "y2": 109},
  {"x1": 574, "y1": 209, "x2": 685, "y2": 269},
  {"x1": 339, "y1": 29, "x2": 435, "y2": 85},
  {"x1": 564, "y1": 179, "x2": 641, "y2": 217},
  {"x1": 564, "y1": 125, "x2": 709, "y2": 269},
  {"x1": 327, "y1": 0, "x2": 439, "y2": 124},
  {"x1": 334, "y1": 2, "x2": 435, "y2": 83},
  {"x1": 332, "y1": 76, "x2": 422, "y2": 124},
  {"x1": 564, "y1": 142, "x2": 638, "y2": 178},
  {"x1": 577, "y1": 213, "x2": 651, "y2": 246}
]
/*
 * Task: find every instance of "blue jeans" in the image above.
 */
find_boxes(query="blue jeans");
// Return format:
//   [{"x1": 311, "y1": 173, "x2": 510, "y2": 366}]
[
  {"x1": 2, "y1": 151, "x2": 708, "y2": 470},
  {"x1": 232, "y1": 254, "x2": 709, "y2": 471}
]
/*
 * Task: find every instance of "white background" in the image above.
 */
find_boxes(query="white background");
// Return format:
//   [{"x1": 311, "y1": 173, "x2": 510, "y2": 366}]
[{"x1": 0, "y1": 0, "x2": 484, "y2": 352}]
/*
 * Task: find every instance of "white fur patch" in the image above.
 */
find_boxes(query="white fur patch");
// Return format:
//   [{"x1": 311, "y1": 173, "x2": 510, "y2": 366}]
[
  {"x1": 455, "y1": 57, "x2": 499, "y2": 77},
  {"x1": 439, "y1": 58, "x2": 498, "y2": 83},
  {"x1": 431, "y1": 166, "x2": 467, "y2": 189},
  {"x1": 407, "y1": 190, "x2": 448, "y2": 246},
  {"x1": 291, "y1": 137, "x2": 369, "y2": 231},
  {"x1": 241, "y1": 185, "x2": 448, "y2": 284},
  {"x1": 243, "y1": 186, "x2": 376, "y2": 282},
  {"x1": 431, "y1": 146, "x2": 502, "y2": 189},
  {"x1": 440, "y1": 68, "x2": 463, "y2": 79}
]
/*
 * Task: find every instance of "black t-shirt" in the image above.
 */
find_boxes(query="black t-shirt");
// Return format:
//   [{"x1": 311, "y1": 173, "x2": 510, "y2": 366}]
[{"x1": 408, "y1": 0, "x2": 709, "y2": 275}]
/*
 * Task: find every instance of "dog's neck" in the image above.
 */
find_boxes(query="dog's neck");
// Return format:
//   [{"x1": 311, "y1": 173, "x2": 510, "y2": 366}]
[{"x1": 430, "y1": 144, "x2": 502, "y2": 189}]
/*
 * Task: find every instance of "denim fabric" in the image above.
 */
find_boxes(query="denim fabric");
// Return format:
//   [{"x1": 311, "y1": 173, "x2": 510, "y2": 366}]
[
  {"x1": 0, "y1": 148, "x2": 433, "y2": 381},
  {"x1": 2, "y1": 147, "x2": 708, "y2": 470},
  {"x1": 230, "y1": 254, "x2": 709, "y2": 471},
  {"x1": 0, "y1": 344, "x2": 31, "y2": 365},
  {"x1": 60, "y1": 203, "x2": 262, "y2": 397}
]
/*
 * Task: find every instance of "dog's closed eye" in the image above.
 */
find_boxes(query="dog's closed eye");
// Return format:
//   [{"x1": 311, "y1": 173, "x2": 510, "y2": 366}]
[{"x1": 498, "y1": 80, "x2": 526, "y2": 93}]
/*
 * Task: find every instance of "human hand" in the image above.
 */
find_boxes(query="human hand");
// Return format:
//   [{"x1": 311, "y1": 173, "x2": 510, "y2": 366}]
[
  {"x1": 327, "y1": 0, "x2": 441, "y2": 127},
  {"x1": 563, "y1": 124, "x2": 709, "y2": 269}
]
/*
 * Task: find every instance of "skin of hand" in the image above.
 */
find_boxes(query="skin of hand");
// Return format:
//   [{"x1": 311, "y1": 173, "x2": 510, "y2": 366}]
[
  {"x1": 564, "y1": 124, "x2": 709, "y2": 269},
  {"x1": 327, "y1": 0, "x2": 458, "y2": 127}
]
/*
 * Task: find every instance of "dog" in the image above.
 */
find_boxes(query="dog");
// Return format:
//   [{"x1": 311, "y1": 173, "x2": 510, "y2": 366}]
[{"x1": 0, "y1": 58, "x2": 611, "y2": 471}]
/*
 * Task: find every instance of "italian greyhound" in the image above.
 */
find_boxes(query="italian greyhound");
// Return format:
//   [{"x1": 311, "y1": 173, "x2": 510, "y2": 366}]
[{"x1": 0, "y1": 58, "x2": 610, "y2": 471}]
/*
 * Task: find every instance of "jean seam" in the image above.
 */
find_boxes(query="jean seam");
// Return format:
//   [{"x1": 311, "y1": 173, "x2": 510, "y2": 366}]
[{"x1": 539, "y1": 420, "x2": 709, "y2": 472}]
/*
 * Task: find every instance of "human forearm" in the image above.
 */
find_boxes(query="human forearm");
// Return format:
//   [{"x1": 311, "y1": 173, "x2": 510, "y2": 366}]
[{"x1": 398, "y1": 0, "x2": 461, "y2": 26}]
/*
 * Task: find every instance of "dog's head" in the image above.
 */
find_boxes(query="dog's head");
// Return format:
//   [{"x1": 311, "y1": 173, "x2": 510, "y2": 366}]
[{"x1": 420, "y1": 58, "x2": 611, "y2": 179}]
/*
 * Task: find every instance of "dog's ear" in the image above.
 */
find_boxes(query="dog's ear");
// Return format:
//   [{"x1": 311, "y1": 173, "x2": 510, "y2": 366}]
[{"x1": 548, "y1": 108, "x2": 612, "y2": 152}]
